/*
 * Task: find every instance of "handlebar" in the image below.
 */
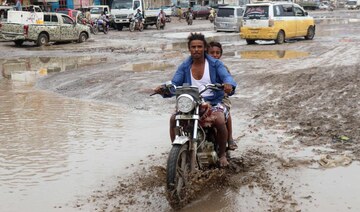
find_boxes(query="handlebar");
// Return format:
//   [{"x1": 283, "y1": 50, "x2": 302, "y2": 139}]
[{"x1": 151, "y1": 83, "x2": 224, "y2": 97}]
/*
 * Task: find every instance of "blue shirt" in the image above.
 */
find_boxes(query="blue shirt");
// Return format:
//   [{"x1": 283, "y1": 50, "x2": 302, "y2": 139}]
[
  {"x1": 171, "y1": 54, "x2": 237, "y2": 105},
  {"x1": 15, "y1": 0, "x2": 22, "y2": 11}
]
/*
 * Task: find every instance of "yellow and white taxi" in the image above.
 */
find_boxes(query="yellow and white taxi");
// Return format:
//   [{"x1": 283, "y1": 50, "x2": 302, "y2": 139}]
[{"x1": 240, "y1": 2, "x2": 315, "y2": 44}]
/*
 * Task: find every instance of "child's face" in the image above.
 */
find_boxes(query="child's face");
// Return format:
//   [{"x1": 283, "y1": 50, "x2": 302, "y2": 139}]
[{"x1": 208, "y1": 46, "x2": 222, "y2": 59}]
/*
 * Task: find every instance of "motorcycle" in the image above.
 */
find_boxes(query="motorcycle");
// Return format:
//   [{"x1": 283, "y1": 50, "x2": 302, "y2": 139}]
[
  {"x1": 95, "y1": 18, "x2": 109, "y2": 34},
  {"x1": 186, "y1": 13, "x2": 193, "y2": 25},
  {"x1": 129, "y1": 18, "x2": 144, "y2": 32},
  {"x1": 152, "y1": 83, "x2": 229, "y2": 207},
  {"x1": 82, "y1": 18, "x2": 98, "y2": 35},
  {"x1": 156, "y1": 16, "x2": 166, "y2": 30}
]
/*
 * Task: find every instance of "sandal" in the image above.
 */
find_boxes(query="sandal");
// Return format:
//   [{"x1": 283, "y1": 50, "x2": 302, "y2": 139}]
[
  {"x1": 228, "y1": 140, "x2": 238, "y2": 150},
  {"x1": 219, "y1": 156, "x2": 229, "y2": 167}
]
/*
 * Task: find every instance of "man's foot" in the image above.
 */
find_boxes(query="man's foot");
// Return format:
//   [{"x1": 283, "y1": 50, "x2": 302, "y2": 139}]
[
  {"x1": 228, "y1": 140, "x2": 238, "y2": 151},
  {"x1": 219, "y1": 156, "x2": 229, "y2": 167}
]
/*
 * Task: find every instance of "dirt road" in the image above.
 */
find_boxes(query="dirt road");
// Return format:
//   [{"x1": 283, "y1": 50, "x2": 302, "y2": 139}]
[{"x1": 1, "y1": 9, "x2": 359, "y2": 212}]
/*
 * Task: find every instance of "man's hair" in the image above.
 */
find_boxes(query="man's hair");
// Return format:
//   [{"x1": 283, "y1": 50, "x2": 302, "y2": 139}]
[
  {"x1": 208, "y1": 41, "x2": 223, "y2": 55},
  {"x1": 187, "y1": 32, "x2": 208, "y2": 49}
]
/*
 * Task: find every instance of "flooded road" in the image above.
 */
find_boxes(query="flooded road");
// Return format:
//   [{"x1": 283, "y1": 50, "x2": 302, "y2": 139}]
[
  {"x1": 0, "y1": 64, "x2": 169, "y2": 211},
  {"x1": 0, "y1": 9, "x2": 359, "y2": 212}
]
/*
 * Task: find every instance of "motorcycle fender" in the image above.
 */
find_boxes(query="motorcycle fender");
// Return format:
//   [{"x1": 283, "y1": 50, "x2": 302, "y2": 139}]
[{"x1": 173, "y1": 136, "x2": 190, "y2": 145}]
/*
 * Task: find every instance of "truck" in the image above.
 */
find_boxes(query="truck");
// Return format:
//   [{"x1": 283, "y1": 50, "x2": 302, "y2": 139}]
[
  {"x1": 0, "y1": 11, "x2": 90, "y2": 46},
  {"x1": 345, "y1": 0, "x2": 360, "y2": 9},
  {"x1": 110, "y1": 0, "x2": 158, "y2": 31},
  {"x1": 88, "y1": 5, "x2": 111, "y2": 20}
]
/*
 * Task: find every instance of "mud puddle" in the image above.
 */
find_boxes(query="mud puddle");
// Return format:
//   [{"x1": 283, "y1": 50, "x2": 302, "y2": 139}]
[
  {"x1": 0, "y1": 78, "x2": 170, "y2": 211},
  {"x1": 0, "y1": 56, "x2": 107, "y2": 82},
  {"x1": 284, "y1": 162, "x2": 360, "y2": 211},
  {"x1": 0, "y1": 73, "x2": 169, "y2": 212},
  {"x1": 316, "y1": 18, "x2": 360, "y2": 25},
  {"x1": 119, "y1": 61, "x2": 175, "y2": 72},
  {"x1": 224, "y1": 50, "x2": 310, "y2": 59}
]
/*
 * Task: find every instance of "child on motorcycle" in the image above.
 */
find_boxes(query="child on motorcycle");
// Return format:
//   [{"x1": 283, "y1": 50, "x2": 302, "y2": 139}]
[{"x1": 208, "y1": 41, "x2": 238, "y2": 150}]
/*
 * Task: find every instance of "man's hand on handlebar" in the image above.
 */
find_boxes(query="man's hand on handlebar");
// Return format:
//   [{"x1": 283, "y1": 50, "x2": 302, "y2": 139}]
[{"x1": 223, "y1": 83, "x2": 233, "y2": 94}]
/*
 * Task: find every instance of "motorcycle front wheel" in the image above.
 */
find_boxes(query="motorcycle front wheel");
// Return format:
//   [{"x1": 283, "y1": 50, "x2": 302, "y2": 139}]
[
  {"x1": 129, "y1": 22, "x2": 135, "y2": 32},
  {"x1": 166, "y1": 143, "x2": 190, "y2": 207},
  {"x1": 92, "y1": 25, "x2": 98, "y2": 35}
]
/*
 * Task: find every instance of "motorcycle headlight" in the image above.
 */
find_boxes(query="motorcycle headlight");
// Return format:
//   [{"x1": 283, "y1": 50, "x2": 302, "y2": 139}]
[{"x1": 177, "y1": 94, "x2": 195, "y2": 113}]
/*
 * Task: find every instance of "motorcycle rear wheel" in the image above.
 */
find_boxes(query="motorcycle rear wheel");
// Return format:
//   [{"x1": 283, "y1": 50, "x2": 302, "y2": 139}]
[{"x1": 166, "y1": 144, "x2": 190, "y2": 208}]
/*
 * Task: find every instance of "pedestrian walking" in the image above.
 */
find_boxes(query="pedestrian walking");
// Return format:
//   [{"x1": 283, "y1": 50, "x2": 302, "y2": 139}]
[
  {"x1": 177, "y1": 7, "x2": 182, "y2": 22},
  {"x1": 15, "y1": 0, "x2": 22, "y2": 11}
]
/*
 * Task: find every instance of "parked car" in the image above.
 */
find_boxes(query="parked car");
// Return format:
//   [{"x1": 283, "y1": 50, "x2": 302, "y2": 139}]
[
  {"x1": 214, "y1": 6, "x2": 244, "y2": 32},
  {"x1": 192, "y1": 6, "x2": 210, "y2": 19},
  {"x1": 240, "y1": 2, "x2": 315, "y2": 44},
  {"x1": 1, "y1": 11, "x2": 90, "y2": 46},
  {"x1": 318, "y1": 3, "x2": 329, "y2": 10}
]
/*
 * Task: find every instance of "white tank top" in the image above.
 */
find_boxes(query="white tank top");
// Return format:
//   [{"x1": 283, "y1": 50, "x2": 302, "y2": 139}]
[{"x1": 191, "y1": 59, "x2": 212, "y2": 97}]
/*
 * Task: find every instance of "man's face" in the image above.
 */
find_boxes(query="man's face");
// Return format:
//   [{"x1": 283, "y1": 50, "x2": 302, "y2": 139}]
[{"x1": 189, "y1": 40, "x2": 205, "y2": 59}]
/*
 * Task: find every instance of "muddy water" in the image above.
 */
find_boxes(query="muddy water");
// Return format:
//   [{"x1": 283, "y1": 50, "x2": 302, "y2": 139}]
[
  {"x1": 0, "y1": 59, "x2": 169, "y2": 211},
  {"x1": 224, "y1": 50, "x2": 310, "y2": 59}
]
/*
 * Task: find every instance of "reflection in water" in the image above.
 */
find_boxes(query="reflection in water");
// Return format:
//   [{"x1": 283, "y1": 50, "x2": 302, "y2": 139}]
[
  {"x1": 0, "y1": 56, "x2": 107, "y2": 83},
  {"x1": 0, "y1": 79, "x2": 126, "y2": 210},
  {"x1": 224, "y1": 50, "x2": 309, "y2": 59}
]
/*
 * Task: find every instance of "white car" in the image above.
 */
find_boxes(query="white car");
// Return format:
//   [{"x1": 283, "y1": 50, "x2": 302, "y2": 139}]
[{"x1": 318, "y1": 3, "x2": 329, "y2": 10}]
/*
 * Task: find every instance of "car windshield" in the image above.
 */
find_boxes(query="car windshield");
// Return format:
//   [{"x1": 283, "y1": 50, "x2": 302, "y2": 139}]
[
  {"x1": 217, "y1": 8, "x2": 234, "y2": 17},
  {"x1": 243, "y1": 6, "x2": 269, "y2": 19},
  {"x1": 111, "y1": 0, "x2": 133, "y2": 9},
  {"x1": 90, "y1": 7, "x2": 102, "y2": 14}
]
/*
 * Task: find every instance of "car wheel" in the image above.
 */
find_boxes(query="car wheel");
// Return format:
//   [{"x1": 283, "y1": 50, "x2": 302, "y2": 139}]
[
  {"x1": 78, "y1": 32, "x2": 88, "y2": 43},
  {"x1": 36, "y1": 33, "x2": 49, "y2": 46},
  {"x1": 246, "y1": 39, "x2": 256, "y2": 45},
  {"x1": 275, "y1": 30, "x2": 285, "y2": 44},
  {"x1": 305, "y1": 26, "x2": 315, "y2": 40}
]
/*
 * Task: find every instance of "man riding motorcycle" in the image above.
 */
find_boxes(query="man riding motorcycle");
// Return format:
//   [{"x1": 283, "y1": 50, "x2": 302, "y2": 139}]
[
  {"x1": 134, "y1": 9, "x2": 143, "y2": 28},
  {"x1": 154, "y1": 32, "x2": 237, "y2": 167},
  {"x1": 185, "y1": 7, "x2": 193, "y2": 22},
  {"x1": 158, "y1": 9, "x2": 166, "y2": 26},
  {"x1": 99, "y1": 11, "x2": 109, "y2": 30},
  {"x1": 209, "y1": 7, "x2": 216, "y2": 22}
]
